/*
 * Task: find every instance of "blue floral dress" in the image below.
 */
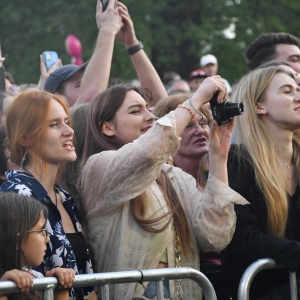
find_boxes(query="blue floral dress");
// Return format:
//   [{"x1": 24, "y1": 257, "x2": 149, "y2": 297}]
[{"x1": 0, "y1": 170, "x2": 94, "y2": 299}]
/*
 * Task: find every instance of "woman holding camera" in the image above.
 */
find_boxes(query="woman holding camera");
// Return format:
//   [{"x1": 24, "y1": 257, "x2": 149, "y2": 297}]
[
  {"x1": 79, "y1": 75, "x2": 247, "y2": 299},
  {"x1": 223, "y1": 65, "x2": 300, "y2": 299}
]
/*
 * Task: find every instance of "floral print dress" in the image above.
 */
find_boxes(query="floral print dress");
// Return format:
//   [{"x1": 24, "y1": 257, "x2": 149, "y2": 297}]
[{"x1": 0, "y1": 170, "x2": 94, "y2": 299}]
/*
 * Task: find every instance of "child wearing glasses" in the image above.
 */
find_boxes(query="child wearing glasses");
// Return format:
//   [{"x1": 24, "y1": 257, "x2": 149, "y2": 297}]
[
  {"x1": 0, "y1": 91, "x2": 96, "y2": 300},
  {"x1": 0, "y1": 192, "x2": 74, "y2": 300}
]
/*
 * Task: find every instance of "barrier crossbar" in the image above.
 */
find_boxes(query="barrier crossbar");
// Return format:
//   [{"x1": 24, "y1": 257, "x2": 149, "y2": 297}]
[
  {"x1": 0, "y1": 267, "x2": 216, "y2": 300},
  {"x1": 238, "y1": 258, "x2": 297, "y2": 300}
]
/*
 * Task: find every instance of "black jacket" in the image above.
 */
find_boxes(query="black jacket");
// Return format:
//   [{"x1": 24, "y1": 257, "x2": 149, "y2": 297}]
[{"x1": 222, "y1": 144, "x2": 300, "y2": 299}]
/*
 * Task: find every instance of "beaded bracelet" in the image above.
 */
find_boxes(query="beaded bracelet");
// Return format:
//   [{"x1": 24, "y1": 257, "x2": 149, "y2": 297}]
[
  {"x1": 177, "y1": 104, "x2": 195, "y2": 119},
  {"x1": 188, "y1": 95, "x2": 204, "y2": 121}
]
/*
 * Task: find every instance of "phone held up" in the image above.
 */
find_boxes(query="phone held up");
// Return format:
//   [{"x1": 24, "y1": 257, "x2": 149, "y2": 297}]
[
  {"x1": 42, "y1": 51, "x2": 60, "y2": 71},
  {"x1": 100, "y1": 0, "x2": 117, "y2": 12}
]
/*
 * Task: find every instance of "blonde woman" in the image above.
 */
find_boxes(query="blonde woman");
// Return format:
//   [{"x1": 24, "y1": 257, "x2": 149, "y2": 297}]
[{"x1": 223, "y1": 65, "x2": 300, "y2": 300}]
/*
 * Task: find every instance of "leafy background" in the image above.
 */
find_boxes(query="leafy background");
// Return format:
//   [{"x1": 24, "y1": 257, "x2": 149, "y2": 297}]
[{"x1": 1, "y1": 0, "x2": 300, "y2": 86}]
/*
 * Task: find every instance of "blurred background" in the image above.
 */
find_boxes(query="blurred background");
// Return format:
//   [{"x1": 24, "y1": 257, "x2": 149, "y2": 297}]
[{"x1": 1, "y1": 0, "x2": 300, "y2": 86}]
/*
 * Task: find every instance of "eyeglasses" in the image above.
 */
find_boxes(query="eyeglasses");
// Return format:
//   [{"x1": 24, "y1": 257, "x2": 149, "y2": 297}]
[
  {"x1": 27, "y1": 228, "x2": 49, "y2": 241},
  {"x1": 184, "y1": 119, "x2": 212, "y2": 134}
]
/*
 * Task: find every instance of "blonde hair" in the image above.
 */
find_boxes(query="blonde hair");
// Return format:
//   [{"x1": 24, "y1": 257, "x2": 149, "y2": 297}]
[{"x1": 233, "y1": 66, "x2": 299, "y2": 237}]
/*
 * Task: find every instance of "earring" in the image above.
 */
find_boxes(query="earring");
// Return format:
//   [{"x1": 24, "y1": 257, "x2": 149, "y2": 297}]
[{"x1": 20, "y1": 151, "x2": 27, "y2": 169}]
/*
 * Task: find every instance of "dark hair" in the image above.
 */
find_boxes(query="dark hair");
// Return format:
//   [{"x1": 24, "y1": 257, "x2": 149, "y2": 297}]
[
  {"x1": 0, "y1": 127, "x2": 8, "y2": 183},
  {"x1": 246, "y1": 33, "x2": 300, "y2": 70},
  {"x1": 162, "y1": 71, "x2": 181, "y2": 85},
  {"x1": 59, "y1": 103, "x2": 89, "y2": 201},
  {"x1": 80, "y1": 83, "x2": 193, "y2": 256},
  {"x1": 0, "y1": 192, "x2": 48, "y2": 300},
  {"x1": 5, "y1": 72, "x2": 15, "y2": 85}
]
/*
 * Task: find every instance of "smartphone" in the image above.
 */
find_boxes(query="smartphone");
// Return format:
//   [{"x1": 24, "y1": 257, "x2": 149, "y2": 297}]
[
  {"x1": 100, "y1": 0, "x2": 116, "y2": 12},
  {"x1": 42, "y1": 51, "x2": 59, "y2": 71}
]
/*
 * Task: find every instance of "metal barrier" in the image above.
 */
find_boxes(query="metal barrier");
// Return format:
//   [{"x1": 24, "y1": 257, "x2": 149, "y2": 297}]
[
  {"x1": 238, "y1": 258, "x2": 297, "y2": 300},
  {"x1": 0, "y1": 267, "x2": 216, "y2": 300}
]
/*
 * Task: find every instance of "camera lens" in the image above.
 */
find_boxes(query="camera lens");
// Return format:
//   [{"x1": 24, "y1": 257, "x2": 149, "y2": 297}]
[{"x1": 220, "y1": 101, "x2": 244, "y2": 121}]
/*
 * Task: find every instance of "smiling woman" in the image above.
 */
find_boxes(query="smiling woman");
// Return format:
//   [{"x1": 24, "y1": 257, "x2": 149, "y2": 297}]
[
  {"x1": 0, "y1": 90, "x2": 96, "y2": 300},
  {"x1": 78, "y1": 82, "x2": 248, "y2": 299}
]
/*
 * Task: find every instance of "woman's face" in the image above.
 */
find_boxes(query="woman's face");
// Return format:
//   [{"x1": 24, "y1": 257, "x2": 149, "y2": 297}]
[
  {"x1": 28, "y1": 98, "x2": 76, "y2": 165},
  {"x1": 258, "y1": 72, "x2": 300, "y2": 131},
  {"x1": 21, "y1": 213, "x2": 49, "y2": 267},
  {"x1": 176, "y1": 114, "x2": 210, "y2": 160},
  {"x1": 105, "y1": 90, "x2": 155, "y2": 144}
]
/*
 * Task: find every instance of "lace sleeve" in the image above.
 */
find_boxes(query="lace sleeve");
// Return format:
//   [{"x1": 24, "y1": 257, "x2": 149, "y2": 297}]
[
  {"x1": 186, "y1": 173, "x2": 249, "y2": 252},
  {"x1": 81, "y1": 111, "x2": 180, "y2": 212}
]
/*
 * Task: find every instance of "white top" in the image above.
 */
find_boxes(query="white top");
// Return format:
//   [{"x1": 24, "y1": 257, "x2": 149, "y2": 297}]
[{"x1": 80, "y1": 111, "x2": 248, "y2": 299}]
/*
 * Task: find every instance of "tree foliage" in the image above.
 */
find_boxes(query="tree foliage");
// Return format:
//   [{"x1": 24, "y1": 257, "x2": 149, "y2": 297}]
[{"x1": 0, "y1": 0, "x2": 300, "y2": 85}]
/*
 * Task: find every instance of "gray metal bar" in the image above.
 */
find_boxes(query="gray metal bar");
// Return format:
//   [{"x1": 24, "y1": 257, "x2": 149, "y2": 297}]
[
  {"x1": 289, "y1": 271, "x2": 298, "y2": 300},
  {"x1": 43, "y1": 284, "x2": 55, "y2": 300},
  {"x1": 100, "y1": 284, "x2": 109, "y2": 300},
  {"x1": 156, "y1": 279, "x2": 164, "y2": 300},
  {"x1": 238, "y1": 258, "x2": 287, "y2": 300},
  {"x1": 0, "y1": 267, "x2": 216, "y2": 299}
]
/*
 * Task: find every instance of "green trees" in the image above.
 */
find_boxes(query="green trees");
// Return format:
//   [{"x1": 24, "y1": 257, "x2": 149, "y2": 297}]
[{"x1": 0, "y1": 0, "x2": 299, "y2": 85}]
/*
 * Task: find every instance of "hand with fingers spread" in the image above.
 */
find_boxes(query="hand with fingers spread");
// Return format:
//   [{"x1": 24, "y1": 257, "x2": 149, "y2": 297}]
[
  {"x1": 96, "y1": 0, "x2": 123, "y2": 35},
  {"x1": 0, "y1": 269, "x2": 33, "y2": 293},
  {"x1": 115, "y1": 1, "x2": 139, "y2": 48},
  {"x1": 45, "y1": 267, "x2": 75, "y2": 289}
]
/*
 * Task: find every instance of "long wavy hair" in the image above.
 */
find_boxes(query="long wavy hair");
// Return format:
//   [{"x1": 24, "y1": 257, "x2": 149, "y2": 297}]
[
  {"x1": 0, "y1": 192, "x2": 48, "y2": 300},
  {"x1": 80, "y1": 84, "x2": 193, "y2": 256},
  {"x1": 233, "y1": 65, "x2": 300, "y2": 237}
]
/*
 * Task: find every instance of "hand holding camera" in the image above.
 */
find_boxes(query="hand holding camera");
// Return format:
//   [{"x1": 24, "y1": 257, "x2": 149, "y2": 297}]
[{"x1": 210, "y1": 92, "x2": 244, "y2": 126}]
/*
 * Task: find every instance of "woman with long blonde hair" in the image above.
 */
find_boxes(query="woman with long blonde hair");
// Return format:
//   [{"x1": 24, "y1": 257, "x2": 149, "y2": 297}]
[{"x1": 223, "y1": 65, "x2": 300, "y2": 299}]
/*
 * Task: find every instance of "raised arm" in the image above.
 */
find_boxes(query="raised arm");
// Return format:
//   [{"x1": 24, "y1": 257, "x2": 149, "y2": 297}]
[
  {"x1": 116, "y1": 2, "x2": 167, "y2": 107},
  {"x1": 75, "y1": 0, "x2": 123, "y2": 105}
]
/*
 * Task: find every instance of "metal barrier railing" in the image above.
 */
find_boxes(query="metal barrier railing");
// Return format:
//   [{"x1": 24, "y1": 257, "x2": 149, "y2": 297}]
[
  {"x1": 0, "y1": 267, "x2": 216, "y2": 300},
  {"x1": 238, "y1": 258, "x2": 297, "y2": 300}
]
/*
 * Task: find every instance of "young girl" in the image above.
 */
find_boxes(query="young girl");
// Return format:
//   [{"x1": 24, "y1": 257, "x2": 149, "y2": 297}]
[
  {"x1": 0, "y1": 90, "x2": 95, "y2": 300},
  {"x1": 223, "y1": 65, "x2": 300, "y2": 299},
  {"x1": 79, "y1": 77, "x2": 248, "y2": 299},
  {"x1": 0, "y1": 192, "x2": 74, "y2": 300}
]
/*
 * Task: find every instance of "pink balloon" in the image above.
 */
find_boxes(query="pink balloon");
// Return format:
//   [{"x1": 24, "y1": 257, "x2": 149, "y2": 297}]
[{"x1": 65, "y1": 34, "x2": 82, "y2": 58}]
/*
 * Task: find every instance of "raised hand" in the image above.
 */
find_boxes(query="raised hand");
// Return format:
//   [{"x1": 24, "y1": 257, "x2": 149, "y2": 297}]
[
  {"x1": 96, "y1": 0, "x2": 123, "y2": 35},
  {"x1": 115, "y1": 1, "x2": 139, "y2": 48}
]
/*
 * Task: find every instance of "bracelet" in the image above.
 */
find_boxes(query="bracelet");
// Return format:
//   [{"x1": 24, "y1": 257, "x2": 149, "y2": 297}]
[
  {"x1": 127, "y1": 41, "x2": 144, "y2": 55},
  {"x1": 188, "y1": 95, "x2": 204, "y2": 121},
  {"x1": 177, "y1": 104, "x2": 195, "y2": 119}
]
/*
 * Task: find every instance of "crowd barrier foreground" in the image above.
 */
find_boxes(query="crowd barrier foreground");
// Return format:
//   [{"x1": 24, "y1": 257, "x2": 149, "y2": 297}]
[
  {"x1": 0, "y1": 267, "x2": 217, "y2": 300},
  {"x1": 238, "y1": 258, "x2": 297, "y2": 300}
]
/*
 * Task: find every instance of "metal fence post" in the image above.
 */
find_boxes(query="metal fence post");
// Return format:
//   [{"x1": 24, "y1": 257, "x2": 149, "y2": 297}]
[{"x1": 156, "y1": 279, "x2": 165, "y2": 300}]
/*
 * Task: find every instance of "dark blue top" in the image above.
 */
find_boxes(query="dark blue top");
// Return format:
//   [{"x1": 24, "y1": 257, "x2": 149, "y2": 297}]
[{"x1": 0, "y1": 170, "x2": 94, "y2": 299}]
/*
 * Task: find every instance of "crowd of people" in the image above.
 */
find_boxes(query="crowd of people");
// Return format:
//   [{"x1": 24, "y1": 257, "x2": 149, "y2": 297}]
[{"x1": 1, "y1": 0, "x2": 300, "y2": 300}]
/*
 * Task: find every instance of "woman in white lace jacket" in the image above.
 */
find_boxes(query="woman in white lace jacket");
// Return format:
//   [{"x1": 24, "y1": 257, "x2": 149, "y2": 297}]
[{"x1": 79, "y1": 77, "x2": 248, "y2": 300}]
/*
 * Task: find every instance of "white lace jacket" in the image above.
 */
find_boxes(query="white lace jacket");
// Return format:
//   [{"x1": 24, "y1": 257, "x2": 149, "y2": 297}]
[{"x1": 80, "y1": 111, "x2": 248, "y2": 300}]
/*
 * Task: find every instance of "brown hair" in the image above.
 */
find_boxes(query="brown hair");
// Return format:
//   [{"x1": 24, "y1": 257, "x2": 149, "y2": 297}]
[
  {"x1": 80, "y1": 84, "x2": 193, "y2": 256},
  {"x1": 6, "y1": 90, "x2": 71, "y2": 176}
]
